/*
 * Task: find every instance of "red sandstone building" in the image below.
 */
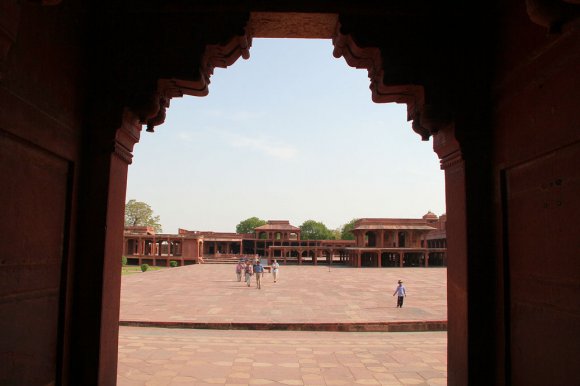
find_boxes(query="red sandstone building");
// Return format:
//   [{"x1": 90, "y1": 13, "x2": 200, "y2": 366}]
[{"x1": 124, "y1": 214, "x2": 447, "y2": 268}]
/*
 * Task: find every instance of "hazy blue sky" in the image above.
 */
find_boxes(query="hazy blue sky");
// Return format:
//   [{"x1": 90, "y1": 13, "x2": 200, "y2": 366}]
[{"x1": 126, "y1": 39, "x2": 445, "y2": 234}]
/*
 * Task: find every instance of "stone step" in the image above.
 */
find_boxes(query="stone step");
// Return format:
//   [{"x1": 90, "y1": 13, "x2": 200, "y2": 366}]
[{"x1": 120, "y1": 320, "x2": 448, "y2": 332}]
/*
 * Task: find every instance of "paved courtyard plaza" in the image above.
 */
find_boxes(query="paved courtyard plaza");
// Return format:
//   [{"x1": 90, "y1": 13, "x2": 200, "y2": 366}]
[
  {"x1": 118, "y1": 265, "x2": 448, "y2": 385},
  {"x1": 120, "y1": 265, "x2": 447, "y2": 325}
]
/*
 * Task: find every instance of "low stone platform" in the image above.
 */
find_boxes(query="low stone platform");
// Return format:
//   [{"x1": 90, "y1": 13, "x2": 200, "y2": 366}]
[{"x1": 120, "y1": 265, "x2": 447, "y2": 330}]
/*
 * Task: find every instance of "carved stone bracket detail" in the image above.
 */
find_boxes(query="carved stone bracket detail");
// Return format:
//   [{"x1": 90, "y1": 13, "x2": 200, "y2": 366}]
[
  {"x1": 440, "y1": 150, "x2": 464, "y2": 171},
  {"x1": 150, "y1": 30, "x2": 252, "y2": 133},
  {"x1": 156, "y1": 31, "x2": 252, "y2": 103},
  {"x1": 433, "y1": 125, "x2": 463, "y2": 171},
  {"x1": 113, "y1": 109, "x2": 141, "y2": 164},
  {"x1": 202, "y1": 34, "x2": 252, "y2": 84},
  {"x1": 332, "y1": 23, "x2": 451, "y2": 141}
]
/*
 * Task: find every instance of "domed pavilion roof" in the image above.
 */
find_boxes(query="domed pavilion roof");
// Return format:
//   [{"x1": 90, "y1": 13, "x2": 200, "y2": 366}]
[{"x1": 423, "y1": 211, "x2": 438, "y2": 220}]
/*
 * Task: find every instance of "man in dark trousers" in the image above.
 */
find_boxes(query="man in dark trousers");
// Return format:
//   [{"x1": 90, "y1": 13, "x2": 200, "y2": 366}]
[
  {"x1": 253, "y1": 260, "x2": 264, "y2": 289},
  {"x1": 392, "y1": 280, "x2": 406, "y2": 308}
]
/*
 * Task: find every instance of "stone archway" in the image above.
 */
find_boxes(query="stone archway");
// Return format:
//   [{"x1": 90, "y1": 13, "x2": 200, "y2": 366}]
[
  {"x1": 3, "y1": 2, "x2": 579, "y2": 385},
  {"x1": 37, "y1": 5, "x2": 500, "y2": 386},
  {"x1": 100, "y1": 16, "x2": 467, "y2": 385}
]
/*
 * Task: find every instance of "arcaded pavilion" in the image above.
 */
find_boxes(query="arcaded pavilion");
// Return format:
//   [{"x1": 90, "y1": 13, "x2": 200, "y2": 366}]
[
  {"x1": 123, "y1": 214, "x2": 447, "y2": 268},
  {"x1": 343, "y1": 212, "x2": 447, "y2": 268}
]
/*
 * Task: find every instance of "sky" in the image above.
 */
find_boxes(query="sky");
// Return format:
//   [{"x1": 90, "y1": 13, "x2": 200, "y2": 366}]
[{"x1": 126, "y1": 39, "x2": 445, "y2": 234}]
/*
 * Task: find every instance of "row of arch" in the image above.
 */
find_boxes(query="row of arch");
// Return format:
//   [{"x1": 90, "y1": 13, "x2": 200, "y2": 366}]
[
  {"x1": 257, "y1": 231, "x2": 299, "y2": 240},
  {"x1": 125, "y1": 238, "x2": 182, "y2": 257}
]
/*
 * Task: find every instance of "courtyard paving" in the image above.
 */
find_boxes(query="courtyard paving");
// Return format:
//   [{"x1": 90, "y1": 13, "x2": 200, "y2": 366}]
[
  {"x1": 118, "y1": 264, "x2": 448, "y2": 385},
  {"x1": 120, "y1": 265, "x2": 447, "y2": 325}
]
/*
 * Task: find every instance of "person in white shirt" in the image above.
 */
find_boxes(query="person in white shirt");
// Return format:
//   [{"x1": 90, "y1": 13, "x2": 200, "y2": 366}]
[
  {"x1": 392, "y1": 280, "x2": 406, "y2": 308},
  {"x1": 272, "y1": 260, "x2": 280, "y2": 283}
]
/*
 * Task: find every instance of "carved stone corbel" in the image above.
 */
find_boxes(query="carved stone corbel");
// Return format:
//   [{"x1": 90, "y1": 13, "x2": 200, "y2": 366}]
[
  {"x1": 333, "y1": 23, "x2": 449, "y2": 141},
  {"x1": 113, "y1": 109, "x2": 141, "y2": 165},
  {"x1": 157, "y1": 31, "x2": 252, "y2": 101},
  {"x1": 147, "y1": 30, "x2": 252, "y2": 133},
  {"x1": 145, "y1": 97, "x2": 169, "y2": 133}
]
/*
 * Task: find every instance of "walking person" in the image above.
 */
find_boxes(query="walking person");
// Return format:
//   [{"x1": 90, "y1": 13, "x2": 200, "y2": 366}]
[
  {"x1": 393, "y1": 280, "x2": 406, "y2": 308},
  {"x1": 235, "y1": 260, "x2": 244, "y2": 282},
  {"x1": 244, "y1": 260, "x2": 253, "y2": 287},
  {"x1": 253, "y1": 260, "x2": 264, "y2": 289},
  {"x1": 271, "y1": 259, "x2": 280, "y2": 283}
]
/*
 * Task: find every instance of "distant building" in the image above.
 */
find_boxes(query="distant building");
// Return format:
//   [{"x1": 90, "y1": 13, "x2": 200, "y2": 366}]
[
  {"x1": 344, "y1": 212, "x2": 447, "y2": 267},
  {"x1": 123, "y1": 214, "x2": 446, "y2": 267}
]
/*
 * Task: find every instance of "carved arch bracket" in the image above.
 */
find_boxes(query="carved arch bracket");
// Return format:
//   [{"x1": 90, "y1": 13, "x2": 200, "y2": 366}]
[
  {"x1": 144, "y1": 31, "x2": 253, "y2": 133},
  {"x1": 144, "y1": 19, "x2": 457, "y2": 141},
  {"x1": 332, "y1": 24, "x2": 451, "y2": 141},
  {"x1": 113, "y1": 109, "x2": 142, "y2": 165}
]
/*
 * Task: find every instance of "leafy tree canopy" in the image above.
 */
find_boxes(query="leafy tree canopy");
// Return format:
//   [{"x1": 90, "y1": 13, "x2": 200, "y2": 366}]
[
  {"x1": 331, "y1": 227, "x2": 342, "y2": 240},
  {"x1": 236, "y1": 217, "x2": 267, "y2": 234},
  {"x1": 340, "y1": 218, "x2": 359, "y2": 240},
  {"x1": 300, "y1": 220, "x2": 335, "y2": 240},
  {"x1": 124, "y1": 199, "x2": 162, "y2": 232}
]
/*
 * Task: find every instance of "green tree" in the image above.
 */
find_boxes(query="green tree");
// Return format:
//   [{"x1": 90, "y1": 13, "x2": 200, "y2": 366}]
[
  {"x1": 340, "y1": 218, "x2": 358, "y2": 240},
  {"x1": 331, "y1": 227, "x2": 342, "y2": 240},
  {"x1": 236, "y1": 217, "x2": 267, "y2": 234},
  {"x1": 300, "y1": 220, "x2": 334, "y2": 240},
  {"x1": 124, "y1": 199, "x2": 162, "y2": 232}
]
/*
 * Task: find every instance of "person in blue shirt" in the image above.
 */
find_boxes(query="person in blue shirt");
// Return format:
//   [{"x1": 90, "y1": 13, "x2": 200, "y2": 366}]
[
  {"x1": 392, "y1": 280, "x2": 406, "y2": 308},
  {"x1": 253, "y1": 260, "x2": 264, "y2": 289}
]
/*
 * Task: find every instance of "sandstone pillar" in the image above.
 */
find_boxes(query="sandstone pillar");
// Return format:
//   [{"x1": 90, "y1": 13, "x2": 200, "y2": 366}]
[{"x1": 69, "y1": 109, "x2": 141, "y2": 385}]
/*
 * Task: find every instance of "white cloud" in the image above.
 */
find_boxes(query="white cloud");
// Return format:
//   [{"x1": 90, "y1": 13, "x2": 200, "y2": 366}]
[
  {"x1": 226, "y1": 132, "x2": 298, "y2": 160},
  {"x1": 230, "y1": 110, "x2": 266, "y2": 121},
  {"x1": 176, "y1": 131, "x2": 193, "y2": 142},
  {"x1": 202, "y1": 108, "x2": 265, "y2": 122}
]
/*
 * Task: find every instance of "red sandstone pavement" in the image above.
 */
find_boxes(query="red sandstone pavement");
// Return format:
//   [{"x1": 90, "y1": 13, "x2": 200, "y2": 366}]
[
  {"x1": 118, "y1": 265, "x2": 448, "y2": 385},
  {"x1": 120, "y1": 265, "x2": 447, "y2": 328},
  {"x1": 118, "y1": 327, "x2": 447, "y2": 386}
]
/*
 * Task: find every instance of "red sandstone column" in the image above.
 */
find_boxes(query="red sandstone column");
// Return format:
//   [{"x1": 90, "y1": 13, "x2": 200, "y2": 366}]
[
  {"x1": 69, "y1": 110, "x2": 141, "y2": 386},
  {"x1": 399, "y1": 251, "x2": 404, "y2": 267},
  {"x1": 378, "y1": 251, "x2": 382, "y2": 268},
  {"x1": 433, "y1": 125, "x2": 468, "y2": 386}
]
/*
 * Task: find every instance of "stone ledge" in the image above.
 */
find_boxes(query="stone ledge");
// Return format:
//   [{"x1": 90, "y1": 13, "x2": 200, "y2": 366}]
[{"x1": 119, "y1": 320, "x2": 447, "y2": 332}]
